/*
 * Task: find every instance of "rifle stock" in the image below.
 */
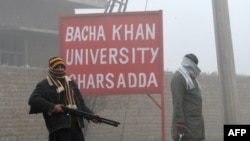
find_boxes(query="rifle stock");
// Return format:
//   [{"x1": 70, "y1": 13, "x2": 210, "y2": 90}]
[{"x1": 62, "y1": 107, "x2": 120, "y2": 127}]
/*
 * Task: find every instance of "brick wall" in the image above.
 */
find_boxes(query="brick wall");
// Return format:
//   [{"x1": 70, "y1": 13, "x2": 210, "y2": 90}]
[{"x1": 0, "y1": 66, "x2": 250, "y2": 141}]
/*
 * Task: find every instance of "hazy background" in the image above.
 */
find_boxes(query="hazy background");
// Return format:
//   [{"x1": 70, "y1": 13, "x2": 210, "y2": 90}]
[{"x1": 77, "y1": 0, "x2": 250, "y2": 75}]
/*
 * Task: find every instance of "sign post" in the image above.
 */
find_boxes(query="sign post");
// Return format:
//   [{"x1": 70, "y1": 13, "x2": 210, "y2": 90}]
[{"x1": 60, "y1": 10, "x2": 165, "y2": 141}]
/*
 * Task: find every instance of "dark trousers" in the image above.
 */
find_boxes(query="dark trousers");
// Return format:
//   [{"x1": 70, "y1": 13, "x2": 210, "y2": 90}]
[{"x1": 49, "y1": 128, "x2": 85, "y2": 141}]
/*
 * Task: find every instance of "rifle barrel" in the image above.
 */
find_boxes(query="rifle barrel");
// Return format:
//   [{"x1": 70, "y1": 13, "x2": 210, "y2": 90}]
[{"x1": 62, "y1": 107, "x2": 120, "y2": 127}]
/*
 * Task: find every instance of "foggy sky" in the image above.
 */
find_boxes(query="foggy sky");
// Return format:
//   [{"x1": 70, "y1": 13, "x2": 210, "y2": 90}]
[
  {"x1": 76, "y1": 0, "x2": 250, "y2": 75},
  {"x1": 126, "y1": 0, "x2": 250, "y2": 75}
]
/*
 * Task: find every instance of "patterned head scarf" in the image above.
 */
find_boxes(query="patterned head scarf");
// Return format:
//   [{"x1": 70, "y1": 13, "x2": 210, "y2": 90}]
[
  {"x1": 48, "y1": 57, "x2": 66, "y2": 78},
  {"x1": 47, "y1": 57, "x2": 77, "y2": 109}
]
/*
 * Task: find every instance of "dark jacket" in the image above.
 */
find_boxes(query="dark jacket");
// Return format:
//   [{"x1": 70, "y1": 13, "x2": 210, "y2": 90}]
[{"x1": 28, "y1": 78, "x2": 94, "y2": 133}]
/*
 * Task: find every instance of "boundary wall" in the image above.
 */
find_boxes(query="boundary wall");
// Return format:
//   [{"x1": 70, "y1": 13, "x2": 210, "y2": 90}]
[{"x1": 1, "y1": 66, "x2": 250, "y2": 141}]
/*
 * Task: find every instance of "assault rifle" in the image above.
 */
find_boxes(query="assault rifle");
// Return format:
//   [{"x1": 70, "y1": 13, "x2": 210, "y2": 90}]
[{"x1": 62, "y1": 107, "x2": 120, "y2": 127}]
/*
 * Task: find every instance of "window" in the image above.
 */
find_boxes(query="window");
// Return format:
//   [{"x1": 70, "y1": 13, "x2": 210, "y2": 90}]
[{"x1": 0, "y1": 32, "x2": 25, "y2": 66}]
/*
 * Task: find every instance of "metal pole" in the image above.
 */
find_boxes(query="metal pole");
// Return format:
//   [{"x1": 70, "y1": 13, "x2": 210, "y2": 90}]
[{"x1": 212, "y1": 0, "x2": 239, "y2": 124}]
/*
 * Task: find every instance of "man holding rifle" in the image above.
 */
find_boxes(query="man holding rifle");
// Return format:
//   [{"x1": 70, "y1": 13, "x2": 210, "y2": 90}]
[{"x1": 28, "y1": 57, "x2": 101, "y2": 141}]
